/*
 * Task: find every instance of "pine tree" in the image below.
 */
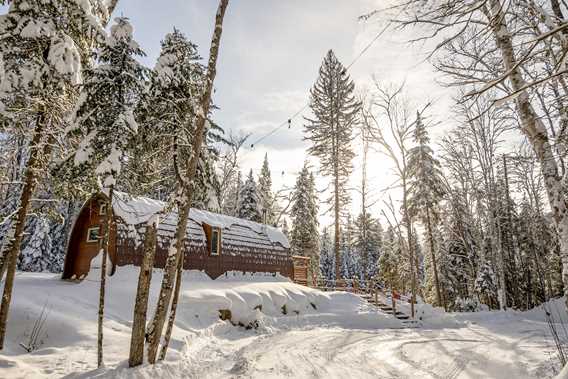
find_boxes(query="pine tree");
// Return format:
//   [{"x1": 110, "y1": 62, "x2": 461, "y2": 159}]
[
  {"x1": 475, "y1": 260, "x2": 497, "y2": 308},
  {"x1": 128, "y1": 28, "x2": 221, "y2": 208},
  {"x1": 18, "y1": 216, "x2": 52, "y2": 272},
  {"x1": 258, "y1": 153, "x2": 275, "y2": 224},
  {"x1": 237, "y1": 169, "x2": 262, "y2": 222},
  {"x1": 290, "y1": 163, "x2": 319, "y2": 281},
  {"x1": 379, "y1": 227, "x2": 402, "y2": 294},
  {"x1": 319, "y1": 228, "x2": 335, "y2": 285},
  {"x1": 340, "y1": 215, "x2": 356, "y2": 279},
  {"x1": 407, "y1": 112, "x2": 446, "y2": 307},
  {"x1": 290, "y1": 163, "x2": 319, "y2": 256},
  {"x1": 304, "y1": 50, "x2": 360, "y2": 280},
  {"x1": 0, "y1": 0, "x2": 114, "y2": 350},
  {"x1": 353, "y1": 212, "x2": 383, "y2": 281}
]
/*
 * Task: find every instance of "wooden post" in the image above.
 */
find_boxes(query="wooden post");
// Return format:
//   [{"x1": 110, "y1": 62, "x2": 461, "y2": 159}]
[
  {"x1": 374, "y1": 288, "x2": 378, "y2": 305},
  {"x1": 392, "y1": 288, "x2": 396, "y2": 315}
]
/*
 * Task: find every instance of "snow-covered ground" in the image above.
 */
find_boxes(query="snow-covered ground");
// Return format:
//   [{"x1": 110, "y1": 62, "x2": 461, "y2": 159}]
[{"x1": 0, "y1": 268, "x2": 564, "y2": 378}]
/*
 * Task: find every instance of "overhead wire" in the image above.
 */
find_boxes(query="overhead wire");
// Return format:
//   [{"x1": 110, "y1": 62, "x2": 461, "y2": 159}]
[{"x1": 241, "y1": 22, "x2": 391, "y2": 157}]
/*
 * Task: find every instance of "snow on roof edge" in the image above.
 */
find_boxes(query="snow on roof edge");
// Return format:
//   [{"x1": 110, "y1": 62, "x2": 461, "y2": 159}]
[{"x1": 108, "y1": 191, "x2": 290, "y2": 249}]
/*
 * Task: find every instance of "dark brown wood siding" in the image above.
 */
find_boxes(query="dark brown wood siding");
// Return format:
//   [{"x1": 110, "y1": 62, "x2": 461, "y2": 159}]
[
  {"x1": 62, "y1": 196, "x2": 117, "y2": 279},
  {"x1": 64, "y1": 195, "x2": 293, "y2": 280}
]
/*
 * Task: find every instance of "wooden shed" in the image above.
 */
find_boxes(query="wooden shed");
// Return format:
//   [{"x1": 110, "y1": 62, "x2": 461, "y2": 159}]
[{"x1": 62, "y1": 192, "x2": 293, "y2": 280}]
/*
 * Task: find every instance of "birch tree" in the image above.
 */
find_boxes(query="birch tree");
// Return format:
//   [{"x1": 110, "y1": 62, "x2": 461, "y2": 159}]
[{"x1": 146, "y1": 0, "x2": 230, "y2": 363}]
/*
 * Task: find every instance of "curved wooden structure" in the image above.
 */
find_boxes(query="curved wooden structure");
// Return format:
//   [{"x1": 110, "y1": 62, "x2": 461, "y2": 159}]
[{"x1": 62, "y1": 192, "x2": 293, "y2": 280}]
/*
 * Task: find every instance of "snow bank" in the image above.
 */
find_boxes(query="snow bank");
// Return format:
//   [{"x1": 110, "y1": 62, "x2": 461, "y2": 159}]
[{"x1": 0, "y1": 269, "x2": 401, "y2": 378}]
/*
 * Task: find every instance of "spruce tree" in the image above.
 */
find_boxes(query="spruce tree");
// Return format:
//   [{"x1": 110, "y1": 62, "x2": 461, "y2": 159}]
[
  {"x1": 407, "y1": 112, "x2": 446, "y2": 307},
  {"x1": 319, "y1": 228, "x2": 335, "y2": 285},
  {"x1": 353, "y1": 212, "x2": 383, "y2": 281},
  {"x1": 237, "y1": 169, "x2": 262, "y2": 222},
  {"x1": 258, "y1": 153, "x2": 275, "y2": 224},
  {"x1": 304, "y1": 50, "x2": 360, "y2": 280},
  {"x1": 65, "y1": 16, "x2": 147, "y2": 368},
  {"x1": 129, "y1": 28, "x2": 221, "y2": 208},
  {"x1": 290, "y1": 163, "x2": 319, "y2": 281}
]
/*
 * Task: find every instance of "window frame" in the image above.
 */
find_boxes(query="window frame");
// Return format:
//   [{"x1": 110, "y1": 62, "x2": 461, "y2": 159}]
[
  {"x1": 86, "y1": 226, "x2": 100, "y2": 243},
  {"x1": 99, "y1": 203, "x2": 107, "y2": 216},
  {"x1": 210, "y1": 227, "x2": 221, "y2": 256}
]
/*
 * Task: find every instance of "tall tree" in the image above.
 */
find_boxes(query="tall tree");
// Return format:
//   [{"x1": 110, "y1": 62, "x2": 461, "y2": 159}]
[
  {"x1": 304, "y1": 50, "x2": 360, "y2": 280},
  {"x1": 364, "y1": 83, "x2": 419, "y2": 317},
  {"x1": 0, "y1": 0, "x2": 115, "y2": 349},
  {"x1": 146, "y1": 0, "x2": 230, "y2": 363},
  {"x1": 407, "y1": 112, "x2": 446, "y2": 307},
  {"x1": 237, "y1": 169, "x2": 262, "y2": 222},
  {"x1": 66, "y1": 16, "x2": 147, "y2": 367}
]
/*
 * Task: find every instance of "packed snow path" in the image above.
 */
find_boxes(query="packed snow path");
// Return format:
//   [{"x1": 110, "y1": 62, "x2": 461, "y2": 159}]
[{"x1": 0, "y1": 270, "x2": 561, "y2": 378}]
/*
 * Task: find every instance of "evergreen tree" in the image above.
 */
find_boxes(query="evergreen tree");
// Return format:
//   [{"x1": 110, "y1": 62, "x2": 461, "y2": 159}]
[
  {"x1": 304, "y1": 50, "x2": 360, "y2": 280},
  {"x1": 128, "y1": 28, "x2": 221, "y2": 208},
  {"x1": 407, "y1": 112, "x2": 446, "y2": 307},
  {"x1": 340, "y1": 215, "x2": 356, "y2": 279},
  {"x1": 67, "y1": 17, "x2": 147, "y2": 189},
  {"x1": 475, "y1": 260, "x2": 497, "y2": 308},
  {"x1": 319, "y1": 228, "x2": 335, "y2": 285},
  {"x1": 379, "y1": 226, "x2": 402, "y2": 294},
  {"x1": 258, "y1": 153, "x2": 275, "y2": 224},
  {"x1": 290, "y1": 163, "x2": 319, "y2": 267},
  {"x1": 65, "y1": 16, "x2": 147, "y2": 367},
  {"x1": 237, "y1": 169, "x2": 261, "y2": 222},
  {"x1": 18, "y1": 216, "x2": 52, "y2": 272},
  {"x1": 0, "y1": 0, "x2": 113, "y2": 350},
  {"x1": 353, "y1": 212, "x2": 383, "y2": 281}
]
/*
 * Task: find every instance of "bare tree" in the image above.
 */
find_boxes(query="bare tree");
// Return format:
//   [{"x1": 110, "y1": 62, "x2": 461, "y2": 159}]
[
  {"x1": 364, "y1": 82, "x2": 420, "y2": 317},
  {"x1": 365, "y1": 0, "x2": 568, "y2": 308}
]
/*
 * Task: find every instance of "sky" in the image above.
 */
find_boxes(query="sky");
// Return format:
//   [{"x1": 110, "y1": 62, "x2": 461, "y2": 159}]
[
  {"x1": 109, "y1": 0, "x2": 456, "y2": 227},
  {"x1": 1, "y1": 1, "x2": 456, "y2": 227}
]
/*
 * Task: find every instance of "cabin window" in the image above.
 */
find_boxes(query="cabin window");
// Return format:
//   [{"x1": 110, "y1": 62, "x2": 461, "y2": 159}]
[
  {"x1": 210, "y1": 227, "x2": 221, "y2": 256},
  {"x1": 99, "y1": 202, "x2": 107, "y2": 216},
  {"x1": 86, "y1": 226, "x2": 100, "y2": 243}
]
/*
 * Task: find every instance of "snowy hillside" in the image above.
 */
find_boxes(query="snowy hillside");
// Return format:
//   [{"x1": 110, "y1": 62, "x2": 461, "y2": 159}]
[{"x1": 0, "y1": 269, "x2": 562, "y2": 378}]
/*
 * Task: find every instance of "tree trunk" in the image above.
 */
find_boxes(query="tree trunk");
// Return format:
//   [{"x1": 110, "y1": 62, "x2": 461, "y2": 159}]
[
  {"x1": 129, "y1": 217, "x2": 158, "y2": 367},
  {"x1": 147, "y1": 0, "x2": 230, "y2": 363},
  {"x1": 97, "y1": 185, "x2": 114, "y2": 367},
  {"x1": 401, "y1": 179, "x2": 416, "y2": 318},
  {"x1": 487, "y1": 0, "x2": 568, "y2": 310},
  {"x1": 146, "y1": 202, "x2": 189, "y2": 364},
  {"x1": 0, "y1": 116, "x2": 45, "y2": 349},
  {"x1": 426, "y1": 207, "x2": 442, "y2": 308},
  {"x1": 158, "y1": 246, "x2": 184, "y2": 361},
  {"x1": 334, "y1": 176, "x2": 341, "y2": 281}
]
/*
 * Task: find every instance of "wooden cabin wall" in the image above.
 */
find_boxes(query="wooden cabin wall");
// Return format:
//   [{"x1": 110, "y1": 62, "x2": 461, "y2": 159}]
[
  {"x1": 114, "y1": 231, "x2": 293, "y2": 279},
  {"x1": 63, "y1": 196, "x2": 117, "y2": 279},
  {"x1": 65, "y1": 195, "x2": 293, "y2": 280}
]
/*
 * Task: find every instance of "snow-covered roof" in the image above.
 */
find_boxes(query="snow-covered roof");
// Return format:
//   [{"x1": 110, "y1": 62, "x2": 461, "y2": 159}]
[{"x1": 109, "y1": 191, "x2": 290, "y2": 249}]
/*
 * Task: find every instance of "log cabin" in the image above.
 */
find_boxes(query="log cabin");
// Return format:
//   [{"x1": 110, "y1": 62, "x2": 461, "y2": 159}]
[{"x1": 62, "y1": 191, "x2": 294, "y2": 280}]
